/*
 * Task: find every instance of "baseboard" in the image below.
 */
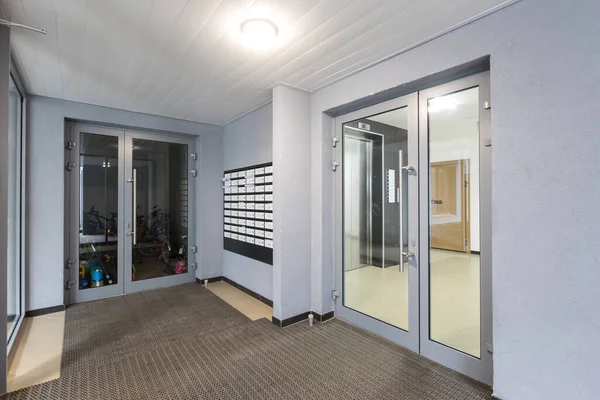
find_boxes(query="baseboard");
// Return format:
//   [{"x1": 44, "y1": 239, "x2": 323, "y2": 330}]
[
  {"x1": 272, "y1": 311, "x2": 310, "y2": 328},
  {"x1": 471, "y1": 250, "x2": 481, "y2": 255},
  {"x1": 311, "y1": 310, "x2": 334, "y2": 323},
  {"x1": 25, "y1": 305, "x2": 66, "y2": 317},
  {"x1": 196, "y1": 276, "x2": 224, "y2": 285},
  {"x1": 7, "y1": 314, "x2": 16, "y2": 322},
  {"x1": 196, "y1": 276, "x2": 273, "y2": 308},
  {"x1": 222, "y1": 277, "x2": 273, "y2": 307}
]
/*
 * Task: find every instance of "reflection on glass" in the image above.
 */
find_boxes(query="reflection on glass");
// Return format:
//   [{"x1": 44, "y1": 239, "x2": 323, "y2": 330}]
[
  {"x1": 7, "y1": 76, "x2": 22, "y2": 340},
  {"x1": 78, "y1": 133, "x2": 119, "y2": 290},
  {"x1": 132, "y1": 139, "x2": 188, "y2": 281},
  {"x1": 428, "y1": 87, "x2": 481, "y2": 357},
  {"x1": 343, "y1": 107, "x2": 409, "y2": 331}
]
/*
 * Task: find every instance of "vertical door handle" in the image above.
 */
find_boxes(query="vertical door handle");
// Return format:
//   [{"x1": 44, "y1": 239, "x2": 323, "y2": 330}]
[
  {"x1": 399, "y1": 151, "x2": 416, "y2": 272},
  {"x1": 128, "y1": 169, "x2": 137, "y2": 245},
  {"x1": 399, "y1": 150, "x2": 404, "y2": 273}
]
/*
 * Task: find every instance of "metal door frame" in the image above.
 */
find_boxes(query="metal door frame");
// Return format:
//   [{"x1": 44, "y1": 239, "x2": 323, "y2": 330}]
[
  {"x1": 67, "y1": 124, "x2": 197, "y2": 302},
  {"x1": 123, "y1": 129, "x2": 197, "y2": 294},
  {"x1": 68, "y1": 123, "x2": 126, "y2": 303},
  {"x1": 418, "y1": 71, "x2": 492, "y2": 384},
  {"x1": 333, "y1": 71, "x2": 492, "y2": 384},
  {"x1": 334, "y1": 92, "x2": 420, "y2": 353}
]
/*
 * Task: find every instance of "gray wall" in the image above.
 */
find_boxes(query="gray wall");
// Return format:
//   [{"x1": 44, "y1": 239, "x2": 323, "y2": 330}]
[
  {"x1": 222, "y1": 103, "x2": 273, "y2": 299},
  {"x1": 272, "y1": 85, "x2": 311, "y2": 320},
  {"x1": 310, "y1": 0, "x2": 600, "y2": 398},
  {"x1": 26, "y1": 95, "x2": 222, "y2": 311}
]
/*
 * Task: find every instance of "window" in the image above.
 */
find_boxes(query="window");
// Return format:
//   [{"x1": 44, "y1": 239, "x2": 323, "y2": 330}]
[{"x1": 7, "y1": 71, "x2": 24, "y2": 346}]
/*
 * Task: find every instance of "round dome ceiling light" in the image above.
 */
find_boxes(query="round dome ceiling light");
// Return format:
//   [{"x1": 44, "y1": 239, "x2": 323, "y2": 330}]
[{"x1": 240, "y1": 18, "x2": 279, "y2": 47}]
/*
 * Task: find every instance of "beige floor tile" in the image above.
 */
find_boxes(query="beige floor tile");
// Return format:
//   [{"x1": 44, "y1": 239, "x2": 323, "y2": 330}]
[
  {"x1": 208, "y1": 281, "x2": 272, "y2": 321},
  {"x1": 7, "y1": 312, "x2": 65, "y2": 393},
  {"x1": 35, "y1": 310, "x2": 65, "y2": 321},
  {"x1": 344, "y1": 249, "x2": 480, "y2": 357},
  {"x1": 7, "y1": 373, "x2": 59, "y2": 393},
  {"x1": 8, "y1": 349, "x2": 61, "y2": 382}
]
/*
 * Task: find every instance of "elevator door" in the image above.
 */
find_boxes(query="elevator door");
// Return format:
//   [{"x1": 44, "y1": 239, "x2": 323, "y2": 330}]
[
  {"x1": 344, "y1": 135, "x2": 373, "y2": 272},
  {"x1": 66, "y1": 124, "x2": 197, "y2": 304}
]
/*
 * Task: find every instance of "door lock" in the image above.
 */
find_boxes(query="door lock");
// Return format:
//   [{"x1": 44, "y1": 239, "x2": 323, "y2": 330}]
[{"x1": 400, "y1": 252, "x2": 415, "y2": 273}]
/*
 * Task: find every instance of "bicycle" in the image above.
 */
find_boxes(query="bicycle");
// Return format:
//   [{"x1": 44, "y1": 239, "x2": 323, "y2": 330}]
[{"x1": 137, "y1": 206, "x2": 171, "y2": 264}]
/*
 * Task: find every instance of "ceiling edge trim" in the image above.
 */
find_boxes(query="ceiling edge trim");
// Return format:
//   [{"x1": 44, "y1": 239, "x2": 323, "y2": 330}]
[{"x1": 222, "y1": 98, "x2": 274, "y2": 126}]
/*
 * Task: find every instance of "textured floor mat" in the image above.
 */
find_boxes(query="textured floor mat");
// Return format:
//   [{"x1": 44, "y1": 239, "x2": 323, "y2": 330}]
[
  {"x1": 60, "y1": 283, "x2": 251, "y2": 375},
  {"x1": 3, "y1": 283, "x2": 491, "y2": 399}
]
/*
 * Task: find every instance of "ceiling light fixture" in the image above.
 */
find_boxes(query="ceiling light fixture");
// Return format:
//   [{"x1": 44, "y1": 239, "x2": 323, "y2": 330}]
[{"x1": 240, "y1": 18, "x2": 278, "y2": 48}]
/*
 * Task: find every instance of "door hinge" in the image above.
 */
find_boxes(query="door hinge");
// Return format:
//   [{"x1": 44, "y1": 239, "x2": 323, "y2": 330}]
[
  {"x1": 332, "y1": 290, "x2": 339, "y2": 301},
  {"x1": 486, "y1": 343, "x2": 493, "y2": 355},
  {"x1": 484, "y1": 138, "x2": 492, "y2": 148},
  {"x1": 190, "y1": 169, "x2": 198, "y2": 177},
  {"x1": 191, "y1": 153, "x2": 198, "y2": 161},
  {"x1": 66, "y1": 141, "x2": 77, "y2": 150},
  {"x1": 65, "y1": 259, "x2": 76, "y2": 270},
  {"x1": 190, "y1": 262, "x2": 198, "y2": 270},
  {"x1": 332, "y1": 137, "x2": 339, "y2": 147},
  {"x1": 484, "y1": 101, "x2": 491, "y2": 110},
  {"x1": 332, "y1": 161, "x2": 340, "y2": 172},
  {"x1": 66, "y1": 161, "x2": 77, "y2": 171},
  {"x1": 190, "y1": 245, "x2": 198, "y2": 254},
  {"x1": 65, "y1": 279, "x2": 75, "y2": 290}
]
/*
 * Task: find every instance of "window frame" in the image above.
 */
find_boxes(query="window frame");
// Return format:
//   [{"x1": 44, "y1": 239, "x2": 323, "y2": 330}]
[{"x1": 6, "y1": 58, "x2": 27, "y2": 354}]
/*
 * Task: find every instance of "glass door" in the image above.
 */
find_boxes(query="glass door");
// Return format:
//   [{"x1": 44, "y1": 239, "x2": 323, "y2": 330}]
[
  {"x1": 68, "y1": 125, "x2": 197, "y2": 303},
  {"x1": 124, "y1": 131, "x2": 196, "y2": 293},
  {"x1": 334, "y1": 72, "x2": 492, "y2": 384},
  {"x1": 419, "y1": 71, "x2": 492, "y2": 384},
  {"x1": 68, "y1": 125, "x2": 125, "y2": 304},
  {"x1": 334, "y1": 93, "x2": 420, "y2": 352}
]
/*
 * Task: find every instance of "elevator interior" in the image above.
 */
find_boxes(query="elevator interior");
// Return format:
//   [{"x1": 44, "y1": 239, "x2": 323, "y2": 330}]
[{"x1": 343, "y1": 118, "x2": 408, "y2": 274}]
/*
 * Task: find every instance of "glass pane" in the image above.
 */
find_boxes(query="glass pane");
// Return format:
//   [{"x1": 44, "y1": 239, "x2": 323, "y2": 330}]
[
  {"x1": 343, "y1": 107, "x2": 410, "y2": 331},
  {"x1": 428, "y1": 87, "x2": 481, "y2": 357},
  {"x1": 132, "y1": 139, "x2": 188, "y2": 281},
  {"x1": 7, "y1": 76, "x2": 21, "y2": 340},
  {"x1": 78, "y1": 133, "x2": 119, "y2": 290}
]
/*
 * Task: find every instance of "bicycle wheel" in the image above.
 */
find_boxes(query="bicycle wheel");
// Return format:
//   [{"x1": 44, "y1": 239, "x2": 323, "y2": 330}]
[{"x1": 137, "y1": 236, "x2": 161, "y2": 256}]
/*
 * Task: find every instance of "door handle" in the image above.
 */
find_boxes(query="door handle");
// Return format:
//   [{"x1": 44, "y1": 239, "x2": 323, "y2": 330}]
[
  {"x1": 129, "y1": 169, "x2": 137, "y2": 245},
  {"x1": 399, "y1": 150, "x2": 416, "y2": 273},
  {"x1": 399, "y1": 150, "x2": 405, "y2": 273}
]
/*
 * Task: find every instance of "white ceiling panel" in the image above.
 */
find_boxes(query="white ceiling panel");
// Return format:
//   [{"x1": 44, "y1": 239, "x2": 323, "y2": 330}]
[{"x1": 1, "y1": 0, "x2": 516, "y2": 125}]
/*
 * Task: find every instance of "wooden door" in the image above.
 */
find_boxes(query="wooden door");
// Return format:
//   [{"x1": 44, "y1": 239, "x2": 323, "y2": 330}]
[{"x1": 430, "y1": 160, "x2": 470, "y2": 252}]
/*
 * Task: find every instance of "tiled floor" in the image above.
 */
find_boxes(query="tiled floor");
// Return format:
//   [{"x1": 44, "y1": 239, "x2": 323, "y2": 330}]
[
  {"x1": 345, "y1": 249, "x2": 480, "y2": 357},
  {"x1": 207, "y1": 281, "x2": 273, "y2": 321},
  {"x1": 7, "y1": 312, "x2": 65, "y2": 392}
]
